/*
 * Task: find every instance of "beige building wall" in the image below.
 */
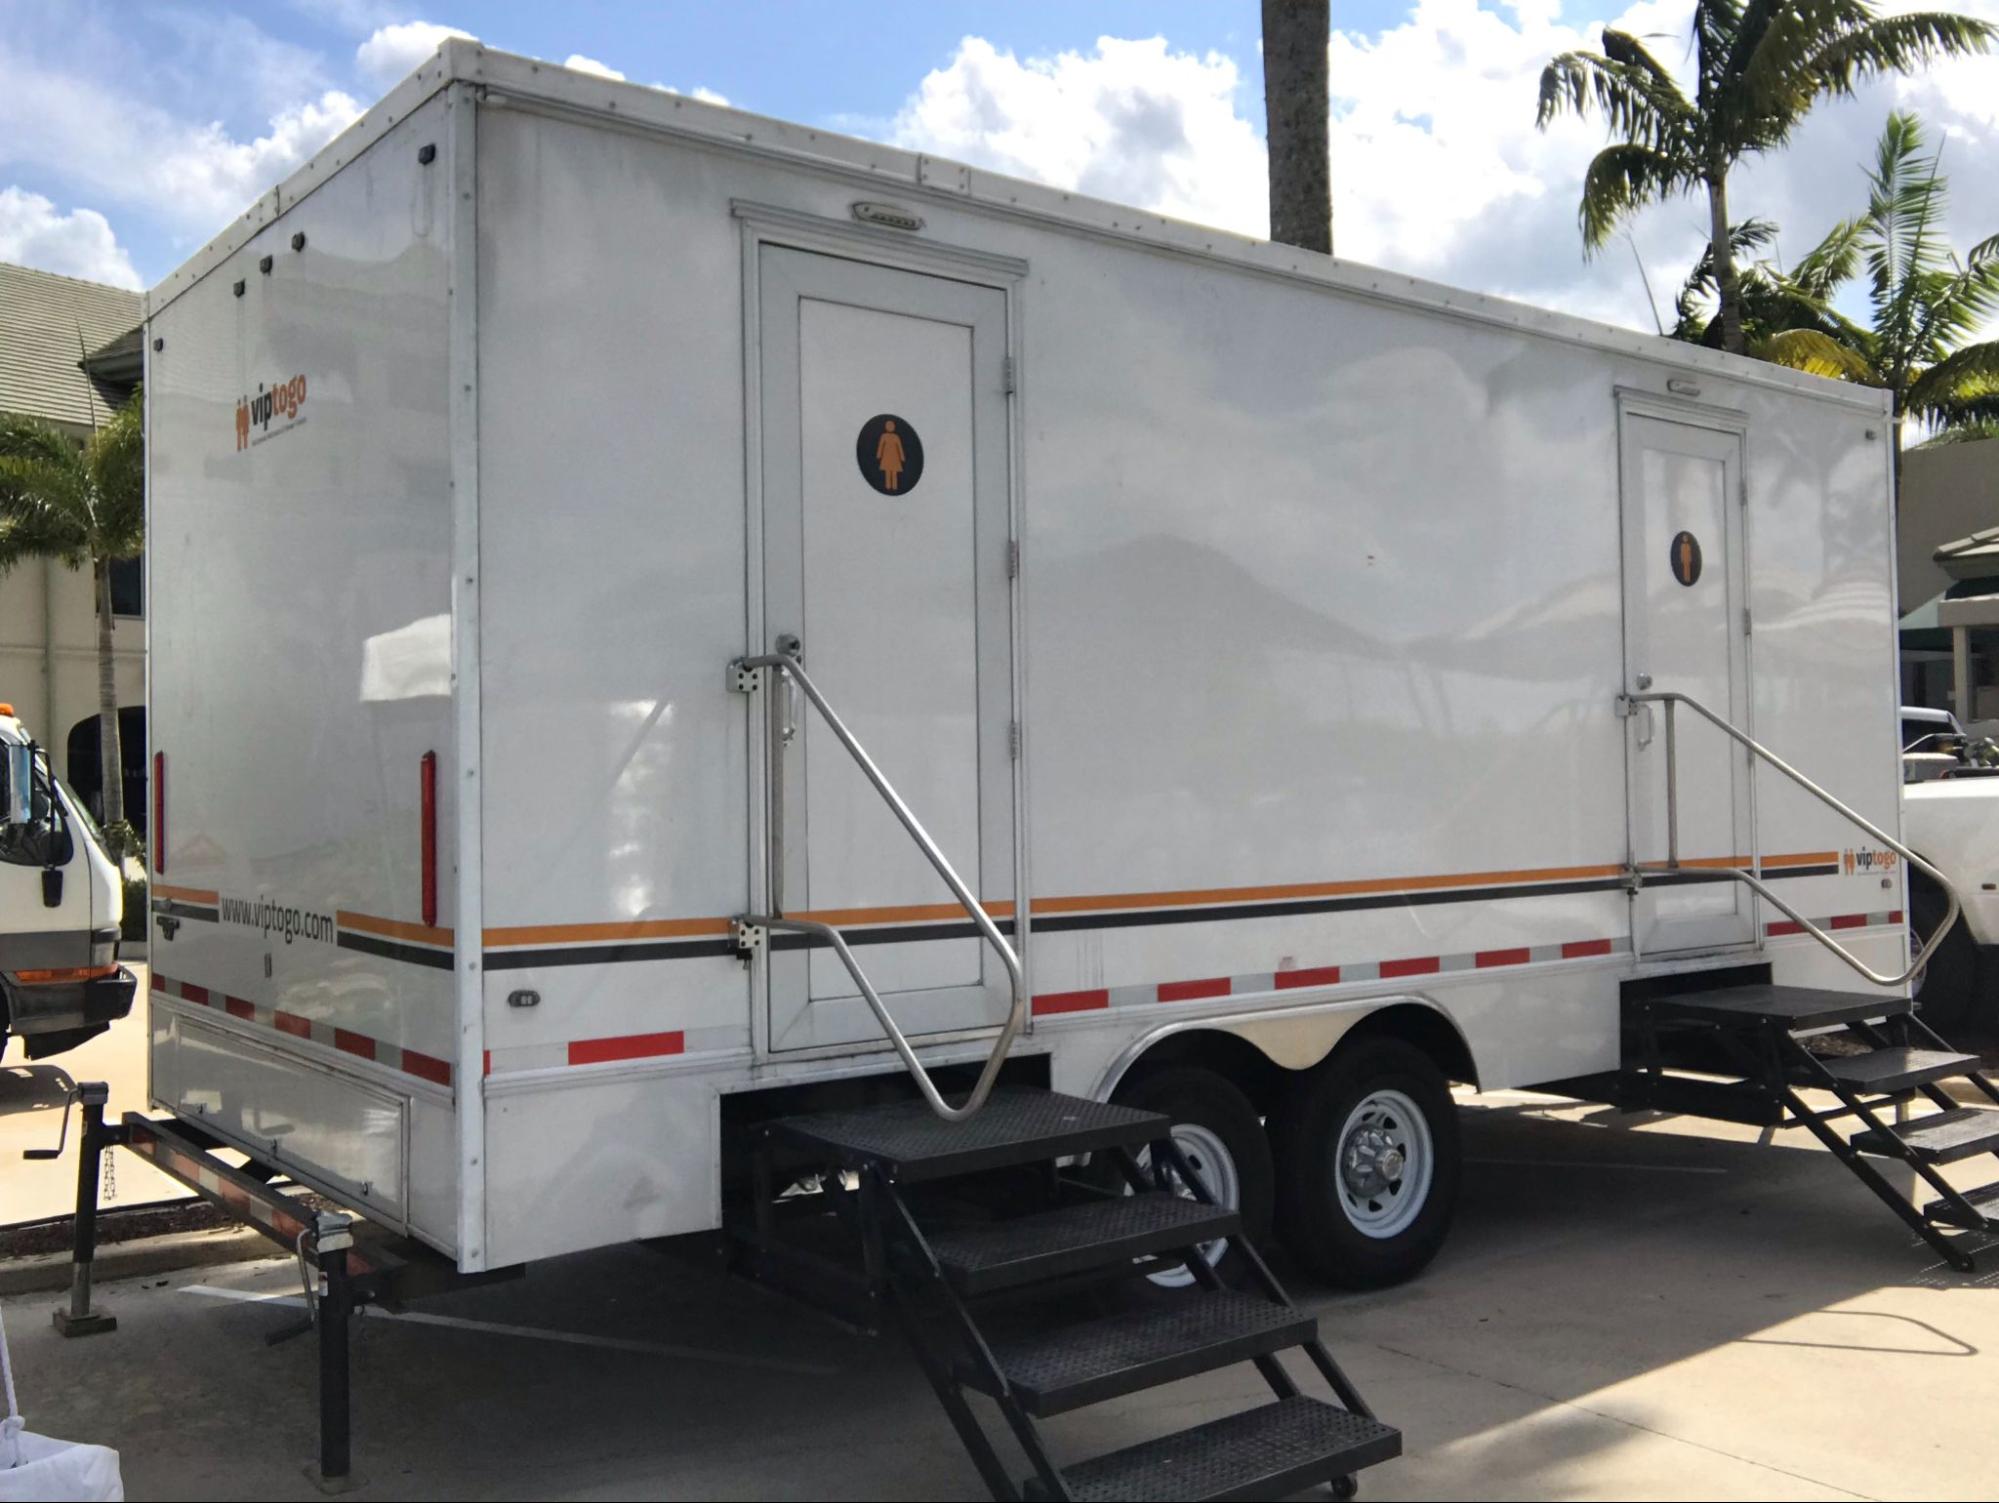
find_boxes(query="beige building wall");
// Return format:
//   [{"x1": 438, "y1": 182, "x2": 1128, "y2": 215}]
[{"x1": 1900, "y1": 437, "x2": 1999, "y2": 609}]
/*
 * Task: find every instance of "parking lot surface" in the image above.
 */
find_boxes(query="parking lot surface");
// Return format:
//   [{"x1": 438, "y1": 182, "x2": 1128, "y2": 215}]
[{"x1": 6, "y1": 1090, "x2": 1997, "y2": 1500}]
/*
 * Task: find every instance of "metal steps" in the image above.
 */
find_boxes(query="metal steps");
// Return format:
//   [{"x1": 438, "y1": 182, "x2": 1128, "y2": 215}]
[
  {"x1": 1812, "y1": 1047, "x2": 1979, "y2": 1094},
  {"x1": 1613, "y1": 977, "x2": 1999, "y2": 1273},
  {"x1": 966, "y1": 1290, "x2": 1312, "y2": 1416},
  {"x1": 928, "y1": 1194, "x2": 1238, "y2": 1295},
  {"x1": 770, "y1": 1088, "x2": 1166, "y2": 1182},
  {"x1": 737, "y1": 1086, "x2": 1399, "y2": 1499},
  {"x1": 1020, "y1": 1395, "x2": 1403, "y2": 1503},
  {"x1": 1852, "y1": 1107, "x2": 1999, "y2": 1165}
]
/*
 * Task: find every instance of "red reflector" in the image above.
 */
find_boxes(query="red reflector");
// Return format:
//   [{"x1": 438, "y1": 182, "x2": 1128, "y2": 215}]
[
  {"x1": 420, "y1": 751, "x2": 438, "y2": 929},
  {"x1": 152, "y1": 750, "x2": 165, "y2": 874}
]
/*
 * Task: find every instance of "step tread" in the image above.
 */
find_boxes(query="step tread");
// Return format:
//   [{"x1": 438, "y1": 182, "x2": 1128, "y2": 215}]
[
  {"x1": 770, "y1": 1088, "x2": 1166, "y2": 1182},
  {"x1": 928, "y1": 1194, "x2": 1239, "y2": 1294},
  {"x1": 966, "y1": 1290, "x2": 1311, "y2": 1416},
  {"x1": 1644, "y1": 983, "x2": 1910, "y2": 1031},
  {"x1": 1922, "y1": 1180, "x2": 1999, "y2": 1229},
  {"x1": 1852, "y1": 1107, "x2": 1999, "y2": 1165},
  {"x1": 1022, "y1": 1395, "x2": 1402, "y2": 1502},
  {"x1": 1813, "y1": 1047, "x2": 1979, "y2": 1093}
]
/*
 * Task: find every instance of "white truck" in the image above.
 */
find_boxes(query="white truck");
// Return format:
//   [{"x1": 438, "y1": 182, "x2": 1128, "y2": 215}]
[
  {"x1": 105, "y1": 41, "x2": 1999, "y2": 1495},
  {"x1": 1902, "y1": 705, "x2": 1999, "y2": 1026},
  {"x1": 0, "y1": 706, "x2": 133, "y2": 1060}
]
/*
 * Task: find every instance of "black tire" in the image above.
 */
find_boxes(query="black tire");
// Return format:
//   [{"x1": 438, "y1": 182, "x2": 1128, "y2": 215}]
[
  {"x1": 1108, "y1": 1066, "x2": 1275, "y2": 1286},
  {"x1": 1274, "y1": 1036, "x2": 1460, "y2": 1289},
  {"x1": 1912, "y1": 880, "x2": 1980, "y2": 1032}
]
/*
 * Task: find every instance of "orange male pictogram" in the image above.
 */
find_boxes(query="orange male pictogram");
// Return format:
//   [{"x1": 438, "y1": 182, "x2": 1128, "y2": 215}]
[{"x1": 876, "y1": 418, "x2": 906, "y2": 492}]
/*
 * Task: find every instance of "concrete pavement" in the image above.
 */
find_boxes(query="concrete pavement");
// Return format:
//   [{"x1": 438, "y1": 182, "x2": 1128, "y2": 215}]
[{"x1": 5, "y1": 1091, "x2": 1997, "y2": 1499}]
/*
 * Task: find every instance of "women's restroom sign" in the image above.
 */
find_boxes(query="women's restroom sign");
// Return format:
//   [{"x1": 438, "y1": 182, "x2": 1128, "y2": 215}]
[
  {"x1": 857, "y1": 414, "x2": 924, "y2": 496},
  {"x1": 1669, "y1": 530, "x2": 1703, "y2": 587}
]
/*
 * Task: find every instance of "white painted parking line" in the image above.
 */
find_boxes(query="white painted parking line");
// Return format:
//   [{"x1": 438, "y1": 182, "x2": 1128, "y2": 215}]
[
  {"x1": 180, "y1": 1284, "x2": 841, "y2": 1375},
  {"x1": 1467, "y1": 1157, "x2": 1728, "y2": 1174}
]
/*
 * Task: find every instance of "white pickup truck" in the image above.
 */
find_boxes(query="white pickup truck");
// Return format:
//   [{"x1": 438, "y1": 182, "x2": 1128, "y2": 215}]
[
  {"x1": 0, "y1": 706, "x2": 135, "y2": 1060},
  {"x1": 1902, "y1": 705, "x2": 1999, "y2": 1027}
]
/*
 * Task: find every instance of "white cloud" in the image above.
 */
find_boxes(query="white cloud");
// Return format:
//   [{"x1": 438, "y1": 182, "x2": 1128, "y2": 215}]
[
  {"x1": 0, "y1": 48, "x2": 364, "y2": 239},
  {"x1": 891, "y1": 37, "x2": 1265, "y2": 240},
  {"x1": 883, "y1": 8, "x2": 1999, "y2": 338},
  {"x1": 0, "y1": 187, "x2": 142, "y2": 289},
  {"x1": 356, "y1": 20, "x2": 473, "y2": 88},
  {"x1": 564, "y1": 53, "x2": 626, "y2": 81}
]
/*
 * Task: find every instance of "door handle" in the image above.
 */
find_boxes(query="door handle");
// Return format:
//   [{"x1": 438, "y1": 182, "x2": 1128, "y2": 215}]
[{"x1": 1634, "y1": 701, "x2": 1655, "y2": 747}]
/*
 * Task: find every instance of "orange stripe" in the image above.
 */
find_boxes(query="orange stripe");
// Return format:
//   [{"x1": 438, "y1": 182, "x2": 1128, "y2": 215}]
[
  {"x1": 154, "y1": 883, "x2": 218, "y2": 904},
  {"x1": 337, "y1": 910, "x2": 454, "y2": 947},
  {"x1": 481, "y1": 916, "x2": 733, "y2": 947},
  {"x1": 471, "y1": 852, "x2": 1845, "y2": 948}
]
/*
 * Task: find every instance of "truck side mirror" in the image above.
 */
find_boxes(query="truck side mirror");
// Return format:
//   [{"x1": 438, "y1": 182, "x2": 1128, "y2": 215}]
[{"x1": 2, "y1": 744, "x2": 32, "y2": 826}]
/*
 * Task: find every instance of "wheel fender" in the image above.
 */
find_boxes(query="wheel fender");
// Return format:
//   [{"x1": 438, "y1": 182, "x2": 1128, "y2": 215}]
[{"x1": 1092, "y1": 995, "x2": 1472, "y2": 1100}]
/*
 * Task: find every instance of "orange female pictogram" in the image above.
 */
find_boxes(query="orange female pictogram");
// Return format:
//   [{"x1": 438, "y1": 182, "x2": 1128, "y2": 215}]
[
  {"x1": 876, "y1": 418, "x2": 906, "y2": 491},
  {"x1": 855, "y1": 413, "x2": 924, "y2": 496}
]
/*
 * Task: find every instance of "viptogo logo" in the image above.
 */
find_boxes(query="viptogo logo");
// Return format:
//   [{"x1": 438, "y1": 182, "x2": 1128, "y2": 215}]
[
  {"x1": 234, "y1": 374, "x2": 307, "y2": 451},
  {"x1": 1843, "y1": 847, "x2": 1900, "y2": 874}
]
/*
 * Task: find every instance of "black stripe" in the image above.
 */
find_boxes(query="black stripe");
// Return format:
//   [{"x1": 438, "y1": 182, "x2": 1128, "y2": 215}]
[
  {"x1": 336, "y1": 930, "x2": 454, "y2": 970},
  {"x1": 469, "y1": 863, "x2": 1842, "y2": 967},
  {"x1": 485, "y1": 937, "x2": 740, "y2": 970},
  {"x1": 153, "y1": 900, "x2": 219, "y2": 923}
]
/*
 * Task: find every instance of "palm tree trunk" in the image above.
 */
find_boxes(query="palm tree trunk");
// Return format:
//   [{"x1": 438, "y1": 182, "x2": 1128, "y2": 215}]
[
  {"x1": 93, "y1": 556, "x2": 125, "y2": 837},
  {"x1": 1707, "y1": 168, "x2": 1745, "y2": 356},
  {"x1": 1263, "y1": 0, "x2": 1332, "y2": 254}
]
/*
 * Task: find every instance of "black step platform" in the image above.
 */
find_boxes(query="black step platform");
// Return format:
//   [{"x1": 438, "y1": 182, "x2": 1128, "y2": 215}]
[
  {"x1": 928, "y1": 1193, "x2": 1239, "y2": 1295},
  {"x1": 1021, "y1": 1395, "x2": 1403, "y2": 1503},
  {"x1": 1645, "y1": 983, "x2": 1910, "y2": 1031},
  {"x1": 965, "y1": 1289, "x2": 1312, "y2": 1416},
  {"x1": 1813, "y1": 1047, "x2": 1979, "y2": 1094},
  {"x1": 1853, "y1": 1107, "x2": 1999, "y2": 1165},
  {"x1": 1923, "y1": 1180, "x2": 1999, "y2": 1230},
  {"x1": 771, "y1": 1088, "x2": 1166, "y2": 1182}
]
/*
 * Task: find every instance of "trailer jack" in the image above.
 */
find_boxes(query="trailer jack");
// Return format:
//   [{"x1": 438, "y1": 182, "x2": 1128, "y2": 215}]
[{"x1": 54, "y1": 1095, "x2": 517, "y2": 1493}]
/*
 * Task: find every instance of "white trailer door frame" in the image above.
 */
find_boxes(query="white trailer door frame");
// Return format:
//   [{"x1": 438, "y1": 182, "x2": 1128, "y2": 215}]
[
  {"x1": 1618, "y1": 397, "x2": 1756, "y2": 957},
  {"x1": 754, "y1": 245, "x2": 1018, "y2": 1053}
]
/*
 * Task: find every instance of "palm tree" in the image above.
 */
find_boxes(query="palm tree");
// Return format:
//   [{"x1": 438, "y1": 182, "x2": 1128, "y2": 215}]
[
  {"x1": 1675, "y1": 113, "x2": 1999, "y2": 484},
  {"x1": 1264, "y1": 0, "x2": 1332, "y2": 253},
  {"x1": 0, "y1": 391, "x2": 145, "y2": 853},
  {"x1": 1537, "y1": 2, "x2": 1992, "y2": 356}
]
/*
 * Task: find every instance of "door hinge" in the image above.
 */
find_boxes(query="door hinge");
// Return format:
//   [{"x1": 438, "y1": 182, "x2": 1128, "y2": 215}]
[
  {"x1": 1743, "y1": 606, "x2": 1753, "y2": 636},
  {"x1": 1002, "y1": 355, "x2": 1016, "y2": 395},
  {"x1": 1009, "y1": 721, "x2": 1021, "y2": 760},
  {"x1": 1006, "y1": 540, "x2": 1019, "y2": 579}
]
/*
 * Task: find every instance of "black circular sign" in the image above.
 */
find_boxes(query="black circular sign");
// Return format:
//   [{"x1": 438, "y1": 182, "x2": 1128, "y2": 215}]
[
  {"x1": 856, "y1": 414, "x2": 923, "y2": 496},
  {"x1": 1669, "y1": 530, "x2": 1703, "y2": 587}
]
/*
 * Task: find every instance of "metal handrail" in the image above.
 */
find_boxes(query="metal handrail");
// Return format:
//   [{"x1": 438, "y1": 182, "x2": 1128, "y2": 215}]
[
  {"x1": 735, "y1": 650, "x2": 1027, "y2": 1122},
  {"x1": 1624, "y1": 689, "x2": 1960, "y2": 988}
]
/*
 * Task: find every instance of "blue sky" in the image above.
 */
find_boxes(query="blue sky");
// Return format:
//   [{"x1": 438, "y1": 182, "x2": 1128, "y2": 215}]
[{"x1": 2, "y1": 0, "x2": 1995, "y2": 337}]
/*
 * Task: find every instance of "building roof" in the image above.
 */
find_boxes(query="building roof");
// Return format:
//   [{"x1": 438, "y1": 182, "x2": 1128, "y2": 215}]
[
  {"x1": 0, "y1": 261, "x2": 143, "y2": 430},
  {"x1": 1936, "y1": 527, "x2": 1999, "y2": 582}
]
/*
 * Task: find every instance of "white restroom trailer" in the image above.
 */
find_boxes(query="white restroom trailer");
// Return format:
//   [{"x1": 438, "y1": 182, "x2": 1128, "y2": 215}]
[{"x1": 143, "y1": 43, "x2": 1908, "y2": 1284}]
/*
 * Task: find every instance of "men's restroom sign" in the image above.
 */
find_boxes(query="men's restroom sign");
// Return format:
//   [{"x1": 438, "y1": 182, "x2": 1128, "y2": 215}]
[
  {"x1": 857, "y1": 414, "x2": 923, "y2": 496},
  {"x1": 1669, "y1": 530, "x2": 1703, "y2": 587}
]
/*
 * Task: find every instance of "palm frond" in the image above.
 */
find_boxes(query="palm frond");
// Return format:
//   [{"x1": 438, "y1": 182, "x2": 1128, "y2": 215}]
[
  {"x1": 1802, "y1": 12, "x2": 1998, "y2": 98},
  {"x1": 1537, "y1": 45, "x2": 1695, "y2": 149},
  {"x1": 1577, "y1": 142, "x2": 1699, "y2": 251},
  {"x1": 85, "y1": 392, "x2": 145, "y2": 556},
  {"x1": 1753, "y1": 327, "x2": 1880, "y2": 381},
  {"x1": 1791, "y1": 213, "x2": 1866, "y2": 301},
  {"x1": 1908, "y1": 339, "x2": 1999, "y2": 416}
]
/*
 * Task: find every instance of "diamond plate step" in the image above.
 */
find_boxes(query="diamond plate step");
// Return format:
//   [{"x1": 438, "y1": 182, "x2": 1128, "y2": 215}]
[
  {"x1": 928, "y1": 1194, "x2": 1239, "y2": 1296},
  {"x1": 1645, "y1": 983, "x2": 1910, "y2": 1031},
  {"x1": 770, "y1": 1089, "x2": 1167, "y2": 1183},
  {"x1": 1922, "y1": 1180, "x2": 1999, "y2": 1230},
  {"x1": 1812, "y1": 1047, "x2": 1979, "y2": 1094},
  {"x1": 1852, "y1": 1107, "x2": 1999, "y2": 1165},
  {"x1": 962, "y1": 1290, "x2": 1311, "y2": 1417},
  {"x1": 1022, "y1": 1396, "x2": 1402, "y2": 1502}
]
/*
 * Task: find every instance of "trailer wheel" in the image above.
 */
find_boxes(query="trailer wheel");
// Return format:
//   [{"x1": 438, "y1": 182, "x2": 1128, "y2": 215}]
[
  {"x1": 1108, "y1": 1067, "x2": 1274, "y2": 1290},
  {"x1": 1911, "y1": 881, "x2": 1980, "y2": 1030},
  {"x1": 1274, "y1": 1036, "x2": 1459, "y2": 1288}
]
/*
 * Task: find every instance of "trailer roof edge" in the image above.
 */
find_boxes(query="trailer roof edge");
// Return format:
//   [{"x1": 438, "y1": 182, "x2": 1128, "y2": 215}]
[{"x1": 144, "y1": 41, "x2": 1889, "y2": 416}]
